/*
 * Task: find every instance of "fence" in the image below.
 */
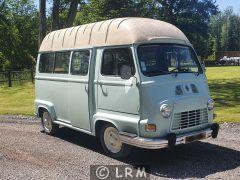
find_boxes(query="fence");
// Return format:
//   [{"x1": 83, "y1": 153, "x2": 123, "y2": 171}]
[
  {"x1": 204, "y1": 59, "x2": 240, "y2": 67},
  {"x1": 0, "y1": 70, "x2": 35, "y2": 87}
]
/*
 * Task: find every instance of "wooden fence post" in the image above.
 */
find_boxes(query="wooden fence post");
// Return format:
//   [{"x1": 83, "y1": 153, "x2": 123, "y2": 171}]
[
  {"x1": 31, "y1": 69, "x2": 34, "y2": 83},
  {"x1": 8, "y1": 71, "x2": 12, "y2": 87}
]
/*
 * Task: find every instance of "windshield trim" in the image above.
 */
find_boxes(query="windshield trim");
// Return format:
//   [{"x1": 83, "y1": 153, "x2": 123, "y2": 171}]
[{"x1": 136, "y1": 43, "x2": 203, "y2": 77}]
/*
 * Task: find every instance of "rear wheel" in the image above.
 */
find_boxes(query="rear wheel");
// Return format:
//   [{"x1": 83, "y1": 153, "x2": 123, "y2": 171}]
[
  {"x1": 99, "y1": 124, "x2": 131, "y2": 159},
  {"x1": 41, "y1": 111, "x2": 59, "y2": 135}
]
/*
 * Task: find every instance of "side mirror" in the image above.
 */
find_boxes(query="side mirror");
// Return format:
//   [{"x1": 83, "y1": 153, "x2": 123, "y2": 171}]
[
  {"x1": 120, "y1": 65, "x2": 132, "y2": 80},
  {"x1": 202, "y1": 62, "x2": 206, "y2": 72}
]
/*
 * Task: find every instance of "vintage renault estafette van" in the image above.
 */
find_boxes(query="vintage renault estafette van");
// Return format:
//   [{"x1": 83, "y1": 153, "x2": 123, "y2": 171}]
[{"x1": 35, "y1": 18, "x2": 219, "y2": 158}]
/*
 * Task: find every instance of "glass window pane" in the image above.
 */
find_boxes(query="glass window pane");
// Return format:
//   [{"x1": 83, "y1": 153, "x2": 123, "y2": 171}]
[
  {"x1": 101, "y1": 48, "x2": 135, "y2": 76},
  {"x1": 54, "y1": 52, "x2": 70, "y2": 74},
  {"x1": 71, "y1": 50, "x2": 90, "y2": 76},
  {"x1": 137, "y1": 44, "x2": 202, "y2": 77},
  {"x1": 39, "y1": 53, "x2": 55, "y2": 73},
  {"x1": 101, "y1": 50, "x2": 117, "y2": 76}
]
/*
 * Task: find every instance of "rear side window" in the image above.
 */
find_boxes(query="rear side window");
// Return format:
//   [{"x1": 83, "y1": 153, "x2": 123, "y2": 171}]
[
  {"x1": 54, "y1": 52, "x2": 71, "y2": 74},
  {"x1": 71, "y1": 50, "x2": 90, "y2": 76},
  {"x1": 101, "y1": 48, "x2": 135, "y2": 76},
  {"x1": 39, "y1": 53, "x2": 55, "y2": 73}
]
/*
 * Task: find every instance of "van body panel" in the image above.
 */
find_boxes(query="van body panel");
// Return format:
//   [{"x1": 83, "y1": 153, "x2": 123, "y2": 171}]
[
  {"x1": 68, "y1": 78, "x2": 90, "y2": 130},
  {"x1": 92, "y1": 110, "x2": 140, "y2": 136},
  {"x1": 96, "y1": 48, "x2": 140, "y2": 115},
  {"x1": 138, "y1": 74, "x2": 213, "y2": 138},
  {"x1": 35, "y1": 74, "x2": 70, "y2": 123}
]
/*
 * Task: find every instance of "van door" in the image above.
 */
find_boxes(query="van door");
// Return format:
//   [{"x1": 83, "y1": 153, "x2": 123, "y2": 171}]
[
  {"x1": 52, "y1": 51, "x2": 71, "y2": 123},
  {"x1": 68, "y1": 50, "x2": 91, "y2": 131},
  {"x1": 97, "y1": 47, "x2": 139, "y2": 115}
]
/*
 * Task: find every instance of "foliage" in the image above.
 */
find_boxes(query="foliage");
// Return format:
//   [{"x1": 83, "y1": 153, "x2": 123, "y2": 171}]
[
  {"x1": 0, "y1": 0, "x2": 38, "y2": 70},
  {"x1": 155, "y1": 0, "x2": 218, "y2": 57},
  {"x1": 209, "y1": 7, "x2": 240, "y2": 54},
  {"x1": 75, "y1": 0, "x2": 218, "y2": 58},
  {"x1": 0, "y1": 0, "x2": 240, "y2": 70}
]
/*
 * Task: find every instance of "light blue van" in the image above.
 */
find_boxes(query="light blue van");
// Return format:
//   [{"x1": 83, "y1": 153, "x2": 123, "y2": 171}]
[{"x1": 35, "y1": 18, "x2": 219, "y2": 158}]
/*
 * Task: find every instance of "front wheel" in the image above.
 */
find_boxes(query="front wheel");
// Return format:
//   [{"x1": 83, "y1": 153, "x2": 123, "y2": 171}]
[
  {"x1": 41, "y1": 111, "x2": 59, "y2": 135},
  {"x1": 99, "y1": 124, "x2": 131, "y2": 159}
]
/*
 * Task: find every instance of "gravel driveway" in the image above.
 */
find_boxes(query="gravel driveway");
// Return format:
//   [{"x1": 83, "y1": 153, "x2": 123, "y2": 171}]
[{"x1": 0, "y1": 115, "x2": 239, "y2": 180}]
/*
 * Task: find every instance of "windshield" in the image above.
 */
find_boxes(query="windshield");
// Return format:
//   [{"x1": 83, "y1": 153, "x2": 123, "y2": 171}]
[{"x1": 137, "y1": 44, "x2": 203, "y2": 77}]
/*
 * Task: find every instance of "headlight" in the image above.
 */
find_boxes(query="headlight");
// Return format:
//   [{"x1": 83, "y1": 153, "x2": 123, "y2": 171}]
[
  {"x1": 160, "y1": 104, "x2": 172, "y2": 118},
  {"x1": 207, "y1": 99, "x2": 214, "y2": 110}
]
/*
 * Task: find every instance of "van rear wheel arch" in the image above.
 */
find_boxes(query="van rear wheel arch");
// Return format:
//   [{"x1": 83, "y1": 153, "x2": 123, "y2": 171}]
[{"x1": 38, "y1": 107, "x2": 59, "y2": 135}]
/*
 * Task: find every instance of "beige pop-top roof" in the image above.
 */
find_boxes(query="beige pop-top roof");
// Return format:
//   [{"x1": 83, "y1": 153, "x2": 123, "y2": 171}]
[{"x1": 39, "y1": 17, "x2": 190, "y2": 52}]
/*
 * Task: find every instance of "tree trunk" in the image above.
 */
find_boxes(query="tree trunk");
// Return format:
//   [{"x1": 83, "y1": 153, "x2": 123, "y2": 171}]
[
  {"x1": 39, "y1": 0, "x2": 46, "y2": 47},
  {"x1": 52, "y1": 0, "x2": 60, "y2": 30},
  {"x1": 65, "y1": 0, "x2": 79, "y2": 28},
  {"x1": 0, "y1": 0, "x2": 5, "y2": 12}
]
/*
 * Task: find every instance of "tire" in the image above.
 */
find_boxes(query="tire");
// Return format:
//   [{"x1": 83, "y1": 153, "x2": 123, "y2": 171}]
[
  {"x1": 99, "y1": 123, "x2": 131, "y2": 159},
  {"x1": 41, "y1": 111, "x2": 59, "y2": 135}
]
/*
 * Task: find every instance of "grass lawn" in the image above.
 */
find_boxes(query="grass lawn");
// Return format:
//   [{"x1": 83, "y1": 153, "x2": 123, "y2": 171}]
[
  {"x1": 206, "y1": 66, "x2": 240, "y2": 123},
  {"x1": 0, "y1": 82, "x2": 35, "y2": 115},
  {"x1": 0, "y1": 66, "x2": 239, "y2": 123}
]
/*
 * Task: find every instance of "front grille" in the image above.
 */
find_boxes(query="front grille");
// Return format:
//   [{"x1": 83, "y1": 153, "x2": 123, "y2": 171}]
[{"x1": 171, "y1": 108, "x2": 208, "y2": 130}]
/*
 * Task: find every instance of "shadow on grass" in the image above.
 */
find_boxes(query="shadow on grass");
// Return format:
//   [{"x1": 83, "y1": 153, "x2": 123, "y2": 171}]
[
  {"x1": 209, "y1": 78, "x2": 240, "y2": 108},
  {"x1": 54, "y1": 127, "x2": 240, "y2": 179}
]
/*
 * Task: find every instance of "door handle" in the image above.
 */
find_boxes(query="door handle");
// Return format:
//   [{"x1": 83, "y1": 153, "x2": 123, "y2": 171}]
[
  {"x1": 85, "y1": 84, "x2": 88, "y2": 93},
  {"x1": 100, "y1": 84, "x2": 108, "y2": 96}
]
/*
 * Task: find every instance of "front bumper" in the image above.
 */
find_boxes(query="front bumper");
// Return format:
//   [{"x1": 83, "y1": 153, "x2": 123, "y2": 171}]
[{"x1": 119, "y1": 123, "x2": 219, "y2": 149}]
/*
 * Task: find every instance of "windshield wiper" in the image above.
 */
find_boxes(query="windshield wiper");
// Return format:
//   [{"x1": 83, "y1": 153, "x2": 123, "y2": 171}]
[
  {"x1": 170, "y1": 67, "x2": 191, "y2": 73},
  {"x1": 170, "y1": 67, "x2": 195, "y2": 77},
  {"x1": 146, "y1": 70, "x2": 170, "y2": 76}
]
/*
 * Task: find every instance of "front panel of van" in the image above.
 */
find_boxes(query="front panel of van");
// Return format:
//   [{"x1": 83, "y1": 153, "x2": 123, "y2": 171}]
[{"x1": 135, "y1": 43, "x2": 214, "y2": 138}]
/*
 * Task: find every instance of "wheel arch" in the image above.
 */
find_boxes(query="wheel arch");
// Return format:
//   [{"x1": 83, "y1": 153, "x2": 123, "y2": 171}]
[
  {"x1": 35, "y1": 100, "x2": 57, "y2": 121},
  {"x1": 94, "y1": 119, "x2": 119, "y2": 137}
]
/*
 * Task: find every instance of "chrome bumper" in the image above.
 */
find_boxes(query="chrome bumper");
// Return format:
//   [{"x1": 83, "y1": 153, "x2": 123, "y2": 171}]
[{"x1": 119, "y1": 128, "x2": 213, "y2": 149}]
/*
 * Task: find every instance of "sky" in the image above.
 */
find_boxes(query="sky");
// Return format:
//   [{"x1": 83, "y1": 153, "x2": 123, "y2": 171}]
[
  {"x1": 216, "y1": 0, "x2": 240, "y2": 14},
  {"x1": 34, "y1": 0, "x2": 240, "y2": 14}
]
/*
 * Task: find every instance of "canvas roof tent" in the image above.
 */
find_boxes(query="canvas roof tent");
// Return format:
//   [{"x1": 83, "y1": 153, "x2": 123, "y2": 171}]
[{"x1": 39, "y1": 17, "x2": 190, "y2": 52}]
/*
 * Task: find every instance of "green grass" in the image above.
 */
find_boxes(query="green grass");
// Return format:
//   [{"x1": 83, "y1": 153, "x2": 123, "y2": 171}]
[
  {"x1": 0, "y1": 67, "x2": 239, "y2": 123},
  {"x1": 206, "y1": 66, "x2": 240, "y2": 123},
  {"x1": 0, "y1": 82, "x2": 35, "y2": 115}
]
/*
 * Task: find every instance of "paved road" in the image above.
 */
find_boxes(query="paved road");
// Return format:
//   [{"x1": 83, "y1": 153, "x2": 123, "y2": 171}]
[{"x1": 0, "y1": 116, "x2": 240, "y2": 179}]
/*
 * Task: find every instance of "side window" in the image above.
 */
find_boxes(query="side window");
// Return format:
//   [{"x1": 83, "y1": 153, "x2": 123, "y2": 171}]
[
  {"x1": 54, "y1": 52, "x2": 71, "y2": 74},
  {"x1": 71, "y1": 50, "x2": 90, "y2": 76},
  {"x1": 101, "y1": 48, "x2": 135, "y2": 76},
  {"x1": 101, "y1": 50, "x2": 117, "y2": 76},
  {"x1": 39, "y1": 53, "x2": 55, "y2": 73}
]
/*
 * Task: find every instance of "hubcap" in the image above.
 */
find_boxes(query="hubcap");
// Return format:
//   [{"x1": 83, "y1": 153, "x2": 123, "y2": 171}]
[
  {"x1": 43, "y1": 113, "x2": 52, "y2": 132},
  {"x1": 103, "y1": 127, "x2": 122, "y2": 153}
]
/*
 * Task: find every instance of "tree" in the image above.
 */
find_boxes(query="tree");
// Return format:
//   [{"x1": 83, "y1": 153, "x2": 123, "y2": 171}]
[
  {"x1": 155, "y1": 0, "x2": 218, "y2": 57},
  {"x1": 75, "y1": 0, "x2": 158, "y2": 24},
  {"x1": 75, "y1": 0, "x2": 218, "y2": 58},
  {"x1": 50, "y1": 0, "x2": 81, "y2": 30},
  {"x1": 65, "y1": 0, "x2": 79, "y2": 27},
  {"x1": 0, "y1": 0, "x2": 5, "y2": 12},
  {"x1": 208, "y1": 7, "x2": 240, "y2": 53},
  {"x1": 52, "y1": 0, "x2": 60, "y2": 30},
  {"x1": 39, "y1": 0, "x2": 46, "y2": 46},
  {"x1": 0, "y1": 0, "x2": 38, "y2": 70}
]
